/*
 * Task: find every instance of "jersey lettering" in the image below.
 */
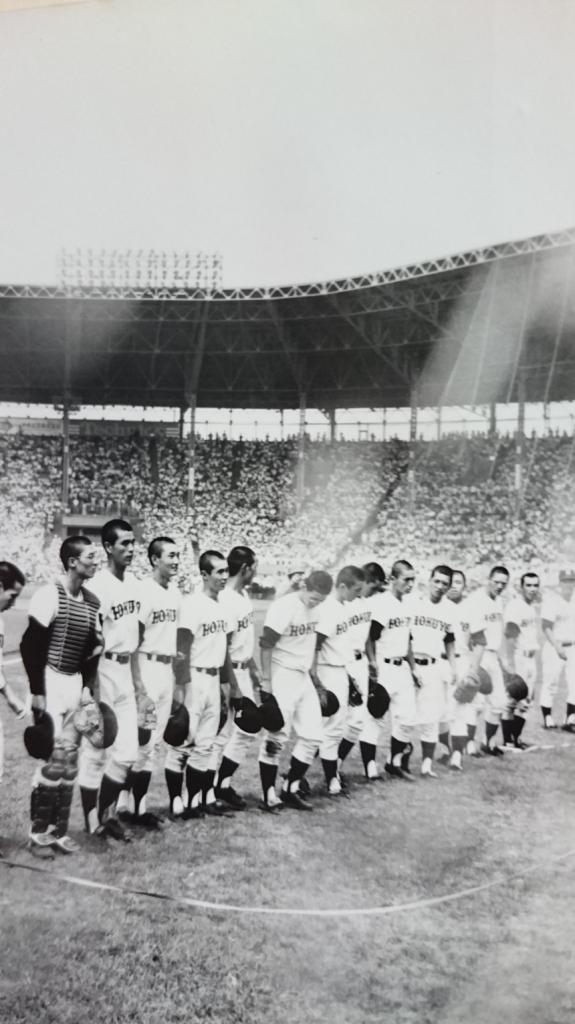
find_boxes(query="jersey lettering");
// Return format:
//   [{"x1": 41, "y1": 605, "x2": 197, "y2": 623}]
[
  {"x1": 111, "y1": 599, "x2": 140, "y2": 621},
  {"x1": 201, "y1": 620, "x2": 227, "y2": 637},
  {"x1": 151, "y1": 608, "x2": 178, "y2": 624}
]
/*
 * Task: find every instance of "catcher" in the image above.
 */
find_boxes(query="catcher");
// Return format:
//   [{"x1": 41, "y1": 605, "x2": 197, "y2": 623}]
[{"x1": 20, "y1": 537, "x2": 102, "y2": 857}]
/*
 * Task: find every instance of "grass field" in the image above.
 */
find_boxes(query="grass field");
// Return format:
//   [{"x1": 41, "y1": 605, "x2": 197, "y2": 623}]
[{"x1": 2, "y1": 595, "x2": 575, "y2": 1024}]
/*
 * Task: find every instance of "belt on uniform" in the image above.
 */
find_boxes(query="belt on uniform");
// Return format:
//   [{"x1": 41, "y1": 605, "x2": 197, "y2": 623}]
[
  {"x1": 232, "y1": 660, "x2": 250, "y2": 670},
  {"x1": 193, "y1": 666, "x2": 219, "y2": 676},
  {"x1": 383, "y1": 657, "x2": 404, "y2": 666},
  {"x1": 145, "y1": 653, "x2": 173, "y2": 664},
  {"x1": 521, "y1": 650, "x2": 536, "y2": 658},
  {"x1": 354, "y1": 650, "x2": 365, "y2": 660},
  {"x1": 104, "y1": 652, "x2": 130, "y2": 664},
  {"x1": 441, "y1": 653, "x2": 460, "y2": 659},
  {"x1": 414, "y1": 657, "x2": 436, "y2": 666},
  {"x1": 561, "y1": 642, "x2": 574, "y2": 648}
]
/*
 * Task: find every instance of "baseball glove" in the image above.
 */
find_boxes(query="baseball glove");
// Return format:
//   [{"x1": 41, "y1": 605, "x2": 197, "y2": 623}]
[
  {"x1": 163, "y1": 700, "x2": 189, "y2": 746},
  {"x1": 503, "y1": 670, "x2": 528, "y2": 703},
  {"x1": 320, "y1": 689, "x2": 340, "y2": 718},
  {"x1": 348, "y1": 675, "x2": 363, "y2": 707},
  {"x1": 24, "y1": 709, "x2": 54, "y2": 761},
  {"x1": 367, "y1": 681, "x2": 390, "y2": 719},
  {"x1": 259, "y1": 692, "x2": 285, "y2": 732},
  {"x1": 477, "y1": 666, "x2": 493, "y2": 695},
  {"x1": 73, "y1": 696, "x2": 102, "y2": 738},
  {"x1": 453, "y1": 675, "x2": 480, "y2": 705},
  {"x1": 234, "y1": 697, "x2": 263, "y2": 735},
  {"x1": 136, "y1": 691, "x2": 157, "y2": 744}
]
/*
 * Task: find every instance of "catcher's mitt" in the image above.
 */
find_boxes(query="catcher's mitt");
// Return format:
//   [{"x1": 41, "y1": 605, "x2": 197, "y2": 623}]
[
  {"x1": 24, "y1": 709, "x2": 54, "y2": 761},
  {"x1": 259, "y1": 692, "x2": 285, "y2": 733},
  {"x1": 348, "y1": 675, "x2": 363, "y2": 707},
  {"x1": 477, "y1": 666, "x2": 493, "y2": 695},
  {"x1": 453, "y1": 675, "x2": 480, "y2": 705},
  {"x1": 234, "y1": 696, "x2": 263, "y2": 735},
  {"x1": 163, "y1": 700, "x2": 189, "y2": 746},
  {"x1": 503, "y1": 670, "x2": 528, "y2": 703},
  {"x1": 136, "y1": 691, "x2": 157, "y2": 744},
  {"x1": 74, "y1": 699, "x2": 117, "y2": 749},
  {"x1": 367, "y1": 681, "x2": 390, "y2": 719}
]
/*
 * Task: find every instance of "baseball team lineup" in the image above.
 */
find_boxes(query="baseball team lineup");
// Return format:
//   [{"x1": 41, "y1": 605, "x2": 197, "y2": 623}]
[{"x1": 0, "y1": 517, "x2": 574, "y2": 861}]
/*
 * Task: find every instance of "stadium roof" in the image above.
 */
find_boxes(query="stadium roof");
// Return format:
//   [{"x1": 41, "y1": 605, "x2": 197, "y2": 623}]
[{"x1": 1, "y1": 227, "x2": 575, "y2": 411}]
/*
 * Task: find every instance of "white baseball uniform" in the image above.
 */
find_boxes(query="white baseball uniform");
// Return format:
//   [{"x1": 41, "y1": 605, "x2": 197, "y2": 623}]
[
  {"x1": 406, "y1": 593, "x2": 454, "y2": 743},
  {"x1": 164, "y1": 590, "x2": 230, "y2": 774},
  {"x1": 344, "y1": 596, "x2": 372, "y2": 744},
  {"x1": 258, "y1": 592, "x2": 323, "y2": 768},
  {"x1": 210, "y1": 585, "x2": 257, "y2": 770},
  {"x1": 133, "y1": 577, "x2": 181, "y2": 773},
  {"x1": 447, "y1": 594, "x2": 487, "y2": 737},
  {"x1": 0, "y1": 612, "x2": 5, "y2": 783},
  {"x1": 540, "y1": 591, "x2": 575, "y2": 712},
  {"x1": 464, "y1": 587, "x2": 506, "y2": 723},
  {"x1": 316, "y1": 596, "x2": 355, "y2": 761},
  {"x1": 504, "y1": 594, "x2": 538, "y2": 709},
  {"x1": 79, "y1": 568, "x2": 140, "y2": 787},
  {"x1": 370, "y1": 591, "x2": 414, "y2": 744}
]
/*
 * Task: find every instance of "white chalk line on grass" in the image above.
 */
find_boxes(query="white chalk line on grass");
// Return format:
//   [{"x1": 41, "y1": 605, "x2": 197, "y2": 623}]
[{"x1": 2, "y1": 846, "x2": 575, "y2": 918}]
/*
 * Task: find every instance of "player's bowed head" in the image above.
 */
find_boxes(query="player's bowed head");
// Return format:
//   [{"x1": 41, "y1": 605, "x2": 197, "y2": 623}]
[
  {"x1": 0, "y1": 560, "x2": 26, "y2": 613},
  {"x1": 300, "y1": 570, "x2": 333, "y2": 609}
]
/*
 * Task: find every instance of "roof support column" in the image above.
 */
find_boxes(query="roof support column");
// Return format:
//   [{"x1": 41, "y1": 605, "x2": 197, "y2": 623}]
[
  {"x1": 408, "y1": 385, "x2": 418, "y2": 515},
  {"x1": 297, "y1": 391, "x2": 306, "y2": 508},
  {"x1": 184, "y1": 302, "x2": 209, "y2": 513},
  {"x1": 61, "y1": 302, "x2": 80, "y2": 510},
  {"x1": 515, "y1": 370, "x2": 526, "y2": 518},
  {"x1": 436, "y1": 405, "x2": 442, "y2": 441},
  {"x1": 186, "y1": 395, "x2": 197, "y2": 512},
  {"x1": 489, "y1": 402, "x2": 497, "y2": 437},
  {"x1": 328, "y1": 408, "x2": 336, "y2": 443}
]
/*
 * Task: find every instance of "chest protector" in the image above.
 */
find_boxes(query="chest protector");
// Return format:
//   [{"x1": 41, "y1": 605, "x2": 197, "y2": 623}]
[{"x1": 47, "y1": 582, "x2": 100, "y2": 676}]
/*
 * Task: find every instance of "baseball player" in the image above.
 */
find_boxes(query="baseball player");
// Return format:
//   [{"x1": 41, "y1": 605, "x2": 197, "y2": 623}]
[
  {"x1": 368, "y1": 560, "x2": 420, "y2": 781},
  {"x1": 275, "y1": 566, "x2": 306, "y2": 600},
  {"x1": 314, "y1": 565, "x2": 365, "y2": 795},
  {"x1": 406, "y1": 565, "x2": 457, "y2": 778},
  {"x1": 539, "y1": 569, "x2": 575, "y2": 730},
  {"x1": 117, "y1": 536, "x2": 182, "y2": 828},
  {"x1": 164, "y1": 550, "x2": 242, "y2": 819},
  {"x1": 464, "y1": 565, "x2": 510, "y2": 755},
  {"x1": 0, "y1": 561, "x2": 26, "y2": 841},
  {"x1": 20, "y1": 538, "x2": 101, "y2": 857},
  {"x1": 501, "y1": 572, "x2": 540, "y2": 749},
  {"x1": 338, "y1": 561, "x2": 387, "y2": 781},
  {"x1": 258, "y1": 570, "x2": 333, "y2": 813},
  {"x1": 209, "y1": 546, "x2": 261, "y2": 810},
  {"x1": 79, "y1": 519, "x2": 144, "y2": 842},
  {"x1": 445, "y1": 570, "x2": 487, "y2": 769}
]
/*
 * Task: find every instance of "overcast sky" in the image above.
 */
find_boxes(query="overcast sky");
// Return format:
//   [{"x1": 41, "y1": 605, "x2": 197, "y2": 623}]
[{"x1": 0, "y1": 0, "x2": 574, "y2": 289}]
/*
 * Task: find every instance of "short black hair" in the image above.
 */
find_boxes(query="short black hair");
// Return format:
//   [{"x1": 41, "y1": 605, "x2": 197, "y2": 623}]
[
  {"x1": 102, "y1": 519, "x2": 133, "y2": 548},
  {"x1": 227, "y1": 546, "x2": 256, "y2": 578},
  {"x1": 451, "y1": 569, "x2": 466, "y2": 586},
  {"x1": 305, "y1": 570, "x2": 333, "y2": 596},
  {"x1": 391, "y1": 559, "x2": 414, "y2": 579},
  {"x1": 0, "y1": 560, "x2": 26, "y2": 590},
  {"x1": 362, "y1": 562, "x2": 386, "y2": 586},
  {"x1": 336, "y1": 565, "x2": 366, "y2": 588},
  {"x1": 489, "y1": 565, "x2": 510, "y2": 579},
  {"x1": 148, "y1": 536, "x2": 176, "y2": 566},
  {"x1": 60, "y1": 536, "x2": 93, "y2": 570},
  {"x1": 521, "y1": 571, "x2": 540, "y2": 587},
  {"x1": 199, "y1": 550, "x2": 226, "y2": 575},
  {"x1": 431, "y1": 564, "x2": 453, "y2": 583}
]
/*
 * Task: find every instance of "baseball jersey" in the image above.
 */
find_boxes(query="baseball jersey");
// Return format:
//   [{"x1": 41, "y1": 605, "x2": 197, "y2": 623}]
[
  {"x1": 346, "y1": 596, "x2": 373, "y2": 654},
  {"x1": 447, "y1": 595, "x2": 486, "y2": 655},
  {"x1": 465, "y1": 589, "x2": 503, "y2": 652},
  {"x1": 407, "y1": 594, "x2": 454, "y2": 659},
  {"x1": 316, "y1": 596, "x2": 354, "y2": 667},
  {"x1": 370, "y1": 591, "x2": 412, "y2": 660},
  {"x1": 85, "y1": 568, "x2": 140, "y2": 655},
  {"x1": 504, "y1": 595, "x2": 539, "y2": 652},
  {"x1": 137, "y1": 578, "x2": 181, "y2": 657},
  {"x1": 179, "y1": 592, "x2": 229, "y2": 669},
  {"x1": 0, "y1": 612, "x2": 4, "y2": 688},
  {"x1": 541, "y1": 592, "x2": 575, "y2": 643},
  {"x1": 218, "y1": 587, "x2": 254, "y2": 663},
  {"x1": 264, "y1": 592, "x2": 321, "y2": 671}
]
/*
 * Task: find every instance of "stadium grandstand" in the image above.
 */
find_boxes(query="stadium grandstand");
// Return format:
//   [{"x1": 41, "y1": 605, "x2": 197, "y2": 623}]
[{"x1": 2, "y1": 226, "x2": 575, "y2": 587}]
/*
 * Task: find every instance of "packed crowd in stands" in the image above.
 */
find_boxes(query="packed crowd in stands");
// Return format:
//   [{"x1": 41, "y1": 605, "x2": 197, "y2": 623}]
[{"x1": 1, "y1": 429, "x2": 575, "y2": 587}]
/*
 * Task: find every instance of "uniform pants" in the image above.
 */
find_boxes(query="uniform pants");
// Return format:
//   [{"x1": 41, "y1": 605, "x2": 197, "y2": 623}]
[
  {"x1": 318, "y1": 664, "x2": 349, "y2": 761},
  {"x1": 31, "y1": 668, "x2": 83, "y2": 810},
  {"x1": 450, "y1": 654, "x2": 474, "y2": 738},
  {"x1": 540, "y1": 642, "x2": 575, "y2": 710},
  {"x1": 165, "y1": 668, "x2": 220, "y2": 774},
  {"x1": 79, "y1": 659, "x2": 138, "y2": 788},
  {"x1": 381, "y1": 661, "x2": 416, "y2": 743},
  {"x1": 507, "y1": 651, "x2": 537, "y2": 718},
  {"x1": 258, "y1": 665, "x2": 323, "y2": 767},
  {"x1": 344, "y1": 656, "x2": 371, "y2": 744},
  {"x1": 482, "y1": 650, "x2": 507, "y2": 726},
  {"x1": 209, "y1": 666, "x2": 256, "y2": 770},
  {"x1": 132, "y1": 656, "x2": 174, "y2": 773},
  {"x1": 415, "y1": 661, "x2": 445, "y2": 744}
]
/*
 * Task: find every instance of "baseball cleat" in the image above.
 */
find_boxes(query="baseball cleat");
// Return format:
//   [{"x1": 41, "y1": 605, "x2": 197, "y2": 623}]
[
  {"x1": 182, "y1": 806, "x2": 205, "y2": 820},
  {"x1": 512, "y1": 740, "x2": 535, "y2": 751},
  {"x1": 466, "y1": 740, "x2": 481, "y2": 757},
  {"x1": 543, "y1": 716, "x2": 557, "y2": 730},
  {"x1": 480, "y1": 743, "x2": 505, "y2": 756},
  {"x1": 203, "y1": 800, "x2": 235, "y2": 817},
  {"x1": 280, "y1": 790, "x2": 314, "y2": 811},
  {"x1": 420, "y1": 767, "x2": 438, "y2": 779},
  {"x1": 561, "y1": 723, "x2": 575, "y2": 733},
  {"x1": 101, "y1": 818, "x2": 132, "y2": 842},
  {"x1": 258, "y1": 799, "x2": 285, "y2": 815},
  {"x1": 53, "y1": 835, "x2": 81, "y2": 854},
  {"x1": 437, "y1": 753, "x2": 450, "y2": 767},
  {"x1": 327, "y1": 777, "x2": 342, "y2": 796},
  {"x1": 134, "y1": 812, "x2": 164, "y2": 829},
  {"x1": 384, "y1": 763, "x2": 415, "y2": 781},
  {"x1": 28, "y1": 840, "x2": 56, "y2": 860},
  {"x1": 338, "y1": 771, "x2": 349, "y2": 791},
  {"x1": 168, "y1": 796, "x2": 185, "y2": 821},
  {"x1": 215, "y1": 786, "x2": 247, "y2": 810}
]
